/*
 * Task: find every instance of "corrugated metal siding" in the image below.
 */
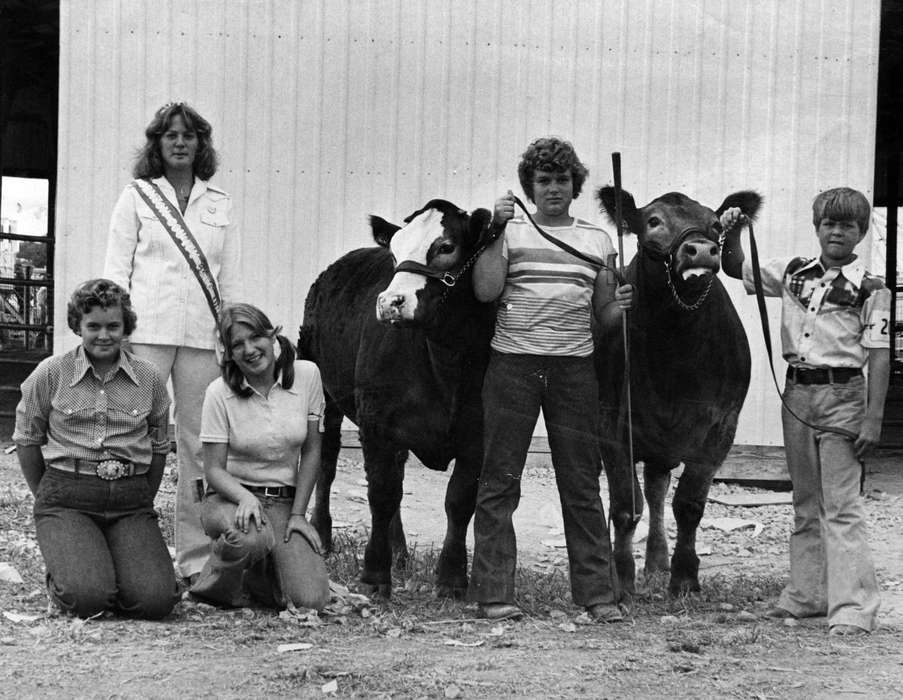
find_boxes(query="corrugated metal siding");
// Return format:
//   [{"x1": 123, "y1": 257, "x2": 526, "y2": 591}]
[{"x1": 56, "y1": 0, "x2": 881, "y2": 445}]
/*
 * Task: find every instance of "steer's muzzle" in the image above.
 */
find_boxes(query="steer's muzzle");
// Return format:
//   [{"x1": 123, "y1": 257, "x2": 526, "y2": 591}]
[
  {"x1": 675, "y1": 234, "x2": 721, "y2": 279},
  {"x1": 376, "y1": 288, "x2": 421, "y2": 324}
]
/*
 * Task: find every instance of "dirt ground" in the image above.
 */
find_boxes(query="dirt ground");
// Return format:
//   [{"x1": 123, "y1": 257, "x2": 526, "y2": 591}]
[{"x1": 1, "y1": 442, "x2": 903, "y2": 699}]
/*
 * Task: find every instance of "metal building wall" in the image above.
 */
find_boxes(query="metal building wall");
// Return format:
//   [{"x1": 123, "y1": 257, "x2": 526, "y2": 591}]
[{"x1": 56, "y1": 0, "x2": 881, "y2": 445}]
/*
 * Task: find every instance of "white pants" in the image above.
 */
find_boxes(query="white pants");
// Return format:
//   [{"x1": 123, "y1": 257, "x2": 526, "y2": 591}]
[
  {"x1": 131, "y1": 343, "x2": 220, "y2": 579},
  {"x1": 779, "y1": 376, "x2": 880, "y2": 632}
]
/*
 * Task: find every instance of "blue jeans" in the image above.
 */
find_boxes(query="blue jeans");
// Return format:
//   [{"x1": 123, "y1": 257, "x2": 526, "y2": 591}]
[
  {"x1": 469, "y1": 352, "x2": 619, "y2": 607},
  {"x1": 33, "y1": 469, "x2": 179, "y2": 619},
  {"x1": 190, "y1": 493, "x2": 330, "y2": 610}
]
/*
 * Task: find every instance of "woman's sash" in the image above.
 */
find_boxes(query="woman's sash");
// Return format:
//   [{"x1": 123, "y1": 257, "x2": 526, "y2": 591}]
[{"x1": 130, "y1": 178, "x2": 222, "y2": 323}]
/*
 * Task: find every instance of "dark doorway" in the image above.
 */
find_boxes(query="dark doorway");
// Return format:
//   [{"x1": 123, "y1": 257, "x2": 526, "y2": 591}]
[
  {"x1": 874, "y1": 0, "x2": 903, "y2": 444},
  {"x1": 0, "y1": 0, "x2": 59, "y2": 436}
]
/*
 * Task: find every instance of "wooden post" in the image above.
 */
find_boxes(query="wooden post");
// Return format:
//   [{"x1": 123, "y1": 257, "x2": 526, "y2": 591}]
[{"x1": 887, "y1": 152, "x2": 899, "y2": 371}]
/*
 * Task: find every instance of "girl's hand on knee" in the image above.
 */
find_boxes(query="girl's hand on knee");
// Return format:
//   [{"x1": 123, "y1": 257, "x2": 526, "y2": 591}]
[
  {"x1": 285, "y1": 514, "x2": 323, "y2": 555},
  {"x1": 235, "y1": 493, "x2": 265, "y2": 533}
]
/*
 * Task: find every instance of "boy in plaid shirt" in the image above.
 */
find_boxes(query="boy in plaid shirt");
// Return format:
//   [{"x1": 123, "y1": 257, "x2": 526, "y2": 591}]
[{"x1": 721, "y1": 187, "x2": 890, "y2": 636}]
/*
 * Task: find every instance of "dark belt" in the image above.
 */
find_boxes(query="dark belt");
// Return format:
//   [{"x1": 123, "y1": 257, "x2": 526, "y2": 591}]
[
  {"x1": 786, "y1": 366, "x2": 861, "y2": 385},
  {"x1": 242, "y1": 484, "x2": 296, "y2": 499},
  {"x1": 50, "y1": 458, "x2": 148, "y2": 480}
]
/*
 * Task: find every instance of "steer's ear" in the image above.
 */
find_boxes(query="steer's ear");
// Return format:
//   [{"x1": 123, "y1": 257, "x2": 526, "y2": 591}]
[
  {"x1": 468, "y1": 207, "x2": 493, "y2": 249},
  {"x1": 370, "y1": 215, "x2": 401, "y2": 248},
  {"x1": 716, "y1": 191, "x2": 762, "y2": 221},
  {"x1": 596, "y1": 186, "x2": 640, "y2": 234}
]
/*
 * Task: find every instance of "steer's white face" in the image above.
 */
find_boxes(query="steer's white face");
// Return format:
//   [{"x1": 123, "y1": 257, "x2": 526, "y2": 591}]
[{"x1": 375, "y1": 207, "x2": 459, "y2": 324}]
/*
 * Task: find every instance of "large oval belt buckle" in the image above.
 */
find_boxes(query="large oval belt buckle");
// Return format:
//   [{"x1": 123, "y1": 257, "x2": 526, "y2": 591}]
[{"x1": 95, "y1": 459, "x2": 128, "y2": 480}]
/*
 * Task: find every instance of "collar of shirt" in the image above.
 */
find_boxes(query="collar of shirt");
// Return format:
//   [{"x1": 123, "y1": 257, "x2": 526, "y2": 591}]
[
  {"x1": 70, "y1": 345, "x2": 140, "y2": 386},
  {"x1": 795, "y1": 255, "x2": 866, "y2": 288},
  {"x1": 152, "y1": 175, "x2": 212, "y2": 207},
  {"x1": 238, "y1": 371, "x2": 300, "y2": 399}
]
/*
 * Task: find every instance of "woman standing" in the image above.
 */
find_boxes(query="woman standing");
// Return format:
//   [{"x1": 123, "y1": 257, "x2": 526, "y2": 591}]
[
  {"x1": 189, "y1": 303, "x2": 330, "y2": 611},
  {"x1": 104, "y1": 102, "x2": 242, "y2": 584}
]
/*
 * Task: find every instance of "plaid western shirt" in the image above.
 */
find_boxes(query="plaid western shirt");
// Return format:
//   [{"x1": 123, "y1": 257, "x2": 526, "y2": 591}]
[
  {"x1": 742, "y1": 256, "x2": 891, "y2": 368},
  {"x1": 13, "y1": 345, "x2": 172, "y2": 466}
]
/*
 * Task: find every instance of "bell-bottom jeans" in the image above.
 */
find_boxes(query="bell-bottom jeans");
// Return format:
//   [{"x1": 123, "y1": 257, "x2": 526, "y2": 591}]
[
  {"x1": 469, "y1": 351, "x2": 619, "y2": 607},
  {"x1": 778, "y1": 376, "x2": 880, "y2": 631},
  {"x1": 190, "y1": 493, "x2": 330, "y2": 610}
]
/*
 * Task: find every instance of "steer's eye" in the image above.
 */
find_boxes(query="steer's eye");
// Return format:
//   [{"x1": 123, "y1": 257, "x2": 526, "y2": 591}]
[
  {"x1": 437, "y1": 242, "x2": 456, "y2": 256},
  {"x1": 647, "y1": 216, "x2": 662, "y2": 228}
]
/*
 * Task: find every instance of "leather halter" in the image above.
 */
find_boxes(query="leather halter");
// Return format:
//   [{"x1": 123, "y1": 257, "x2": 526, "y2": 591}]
[
  {"x1": 641, "y1": 226, "x2": 723, "y2": 312},
  {"x1": 394, "y1": 260, "x2": 458, "y2": 287},
  {"x1": 390, "y1": 222, "x2": 503, "y2": 302}
]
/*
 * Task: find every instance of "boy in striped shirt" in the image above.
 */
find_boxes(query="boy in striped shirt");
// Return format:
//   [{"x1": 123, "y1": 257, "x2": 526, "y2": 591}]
[{"x1": 469, "y1": 137, "x2": 634, "y2": 622}]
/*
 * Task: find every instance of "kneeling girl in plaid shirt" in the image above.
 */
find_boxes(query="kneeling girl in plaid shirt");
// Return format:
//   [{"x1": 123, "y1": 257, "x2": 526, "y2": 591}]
[{"x1": 14, "y1": 279, "x2": 178, "y2": 619}]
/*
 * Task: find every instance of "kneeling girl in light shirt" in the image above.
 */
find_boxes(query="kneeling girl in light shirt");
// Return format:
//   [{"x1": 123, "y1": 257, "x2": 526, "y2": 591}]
[{"x1": 189, "y1": 303, "x2": 330, "y2": 610}]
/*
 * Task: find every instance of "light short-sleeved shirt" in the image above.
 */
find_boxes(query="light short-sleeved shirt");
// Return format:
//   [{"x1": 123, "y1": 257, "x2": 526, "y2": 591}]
[
  {"x1": 13, "y1": 345, "x2": 171, "y2": 466},
  {"x1": 492, "y1": 216, "x2": 616, "y2": 357},
  {"x1": 742, "y1": 256, "x2": 891, "y2": 368},
  {"x1": 200, "y1": 360, "x2": 325, "y2": 487}
]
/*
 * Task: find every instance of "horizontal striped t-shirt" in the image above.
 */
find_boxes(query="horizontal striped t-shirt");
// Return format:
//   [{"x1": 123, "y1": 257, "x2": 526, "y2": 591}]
[{"x1": 492, "y1": 216, "x2": 616, "y2": 357}]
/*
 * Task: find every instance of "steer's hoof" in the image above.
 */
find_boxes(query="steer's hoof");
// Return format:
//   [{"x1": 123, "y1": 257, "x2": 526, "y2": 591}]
[
  {"x1": 360, "y1": 569, "x2": 392, "y2": 599},
  {"x1": 668, "y1": 577, "x2": 701, "y2": 597},
  {"x1": 436, "y1": 574, "x2": 468, "y2": 600},
  {"x1": 436, "y1": 582, "x2": 468, "y2": 600},
  {"x1": 364, "y1": 582, "x2": 392, "y2": 599},
  {"x1": 477, "y1": 603, "x2": 523, "y2": 621}
]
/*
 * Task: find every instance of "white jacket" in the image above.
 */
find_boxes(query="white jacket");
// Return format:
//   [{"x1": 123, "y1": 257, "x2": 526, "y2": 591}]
[{"x1": 104, "y1": 176, "x2": 242, "y2": 349}]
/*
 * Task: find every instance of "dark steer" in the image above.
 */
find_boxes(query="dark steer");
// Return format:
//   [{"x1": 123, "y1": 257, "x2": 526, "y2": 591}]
[
  {"x1": 595, "y1": 188, "x2": 761, "y2": 596},
  {"x1": 299, "y1": 199, "x2": 495, "y2": 597}
]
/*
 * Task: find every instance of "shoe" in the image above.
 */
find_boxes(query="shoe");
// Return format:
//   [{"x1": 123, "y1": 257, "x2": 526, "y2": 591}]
[
  {"x1": 829, "y1": 624, "x2": 868, "y2": 637},
  {"x1": 477, "y1": 603, "x2": 523, "y2": 621},
  {"x1": 764, "y1": 606, "x2": 797, "y2": 619},
  {"x1": 586, "y1": 603, "x2": 624, "y2": 623}
]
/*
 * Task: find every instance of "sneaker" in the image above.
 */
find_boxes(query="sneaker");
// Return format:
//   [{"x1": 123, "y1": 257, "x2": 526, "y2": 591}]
[
  {"x1": 586, "y1": 603, "x2": 624, "y2": 623},
  {"x1": 829, "y1": 624, "x2": 868, "y2": 637},
  {"x1": 477, "y1": 603, "x2": 523, "y2": 621}
]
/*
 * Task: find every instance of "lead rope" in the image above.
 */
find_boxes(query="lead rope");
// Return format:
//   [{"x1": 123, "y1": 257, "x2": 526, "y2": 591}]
[
  {"x1": 509, "y1": 195, "x2": 624, "y2": 283},
  {"x1": 747, "y1": 220, "x2": 858, "y2": 441}
]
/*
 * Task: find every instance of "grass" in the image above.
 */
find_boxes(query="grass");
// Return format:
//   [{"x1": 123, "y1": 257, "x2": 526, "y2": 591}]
[
  {"x1": 4, "y1": 457, "x2": 897, "y2": 699},
  {"x1": 0, "y1": 460, "x2": 786, "y2": 628}
]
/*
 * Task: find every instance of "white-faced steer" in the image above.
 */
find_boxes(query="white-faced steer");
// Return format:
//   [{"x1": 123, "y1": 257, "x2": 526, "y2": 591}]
[
  {"x1": 595, "y1": 187, "x2": 762, "y2": 596},
  {"x1": 299, "y1": 199, "x2": 496, "y2": 597}
]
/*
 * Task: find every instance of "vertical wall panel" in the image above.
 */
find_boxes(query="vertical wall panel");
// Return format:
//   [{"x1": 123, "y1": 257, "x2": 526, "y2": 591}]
[{"x1": 57, "y1": 0, "x2": 882, "y2": 445}]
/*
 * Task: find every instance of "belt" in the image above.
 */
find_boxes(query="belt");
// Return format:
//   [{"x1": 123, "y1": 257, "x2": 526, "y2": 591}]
[
  {"x1": 50, "y1": 458, "x2": 148, "y2": 480},
  {"x1": 786, "y1": 366, "x2": 861, "y2": 385},
  {"x1": 242, "y1": 484, "x2": 296, "y2": 499}
]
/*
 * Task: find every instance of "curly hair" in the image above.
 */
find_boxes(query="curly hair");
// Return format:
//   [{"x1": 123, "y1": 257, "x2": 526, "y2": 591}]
[
  {"x1": 218, "y1": 303, "x2": 296, "y2": 398},
  {"x1": 811, "y1": 187, "x2": 871, "y2": 235},
  {"x1": 132, "y1": 102, "x2": 220, "y2": 181},
  {"x1": 66, "y1": 278, "x2": 137, "y2": 336},
  {"x1": 517, "y1": 136, "x2": 589, "y2": 202}
]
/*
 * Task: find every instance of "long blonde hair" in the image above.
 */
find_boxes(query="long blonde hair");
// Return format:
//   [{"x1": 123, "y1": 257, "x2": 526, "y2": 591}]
[{"x1": 218, "y1": 303, "x2": 295, "y2": 397}]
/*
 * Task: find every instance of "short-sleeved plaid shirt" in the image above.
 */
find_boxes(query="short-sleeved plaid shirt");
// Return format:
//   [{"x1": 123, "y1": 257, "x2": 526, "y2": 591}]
[
  {"x1": 742, "y1": 256, "x2": 891, "y2": 368},
  {"x1": 13, "y1": 345, "x2": 171, "y2": 466}
]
